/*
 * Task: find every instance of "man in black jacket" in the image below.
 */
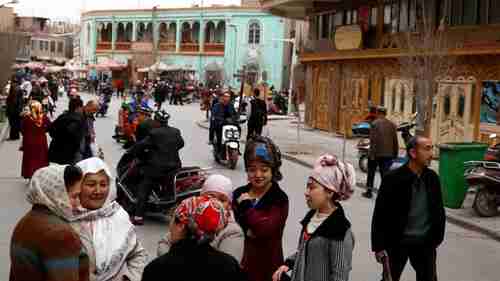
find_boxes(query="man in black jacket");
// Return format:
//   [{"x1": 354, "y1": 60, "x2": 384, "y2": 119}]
[
  {"x1": 371, "y1": 136, "x2": 445, "y2": 281},
  {"x1": 48, "y1": 97, "x2": 86, "y2": 164},
  {"x1": 130, "y1": 111, "x2": 184, "y2": 225},
  {"x1": 247, "y1": 88, "x2": 268, "y2": 140}
]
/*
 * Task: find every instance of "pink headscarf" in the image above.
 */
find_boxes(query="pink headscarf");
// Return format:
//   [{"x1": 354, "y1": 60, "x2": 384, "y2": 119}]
[
  {"x1": 201, "y1": 174, "x2": 233, "y2": 203},
  {"x1": 310, "y1": 154, "x2": 356, "y2": 201}
]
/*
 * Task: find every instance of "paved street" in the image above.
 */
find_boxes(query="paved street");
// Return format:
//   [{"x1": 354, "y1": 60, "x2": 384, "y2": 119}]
[{"x1": 1, "y1": 94, "x2": 500, "y2": 280}]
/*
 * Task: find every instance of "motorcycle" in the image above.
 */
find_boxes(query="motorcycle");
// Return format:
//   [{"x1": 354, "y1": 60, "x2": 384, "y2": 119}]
[
  {"x1": 464, "y1": 134, "x2": 500, "y2": 217},
  {"x1": 96, "y1": 85, "x2": 113, "y2": 117},
  {"x1": 356, "y1": 117, "x2": 417, "y2": 173},
  {"x1": 213, "y1": 121, "x2": 241, "y2": 170},
  {"x1": 116, "y1": 150, "x2": 209, "y2": 216}
]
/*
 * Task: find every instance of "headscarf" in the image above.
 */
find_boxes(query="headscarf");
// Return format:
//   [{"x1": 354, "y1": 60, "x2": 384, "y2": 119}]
[
  {"x1": 26, "y1": 164, "x2": 74, "y2": 221},
  {"x1": 29, "y1": 101, "x2": 44, "y2": 127},
  {"x1": 244, "y1": 136, "x2": 283, "y2": 181},
  {"x1": 73, "y1": 157, "x2": 137, "y2": 281},
  {"x1": 201, "y1": 174, "x2": 233, "y2": 203},
  {"x1": 310, "y1": 154, "x2": 356, "y2": 201},
  {"x1": 174, "y1": 196, "x2": 229, "y2": 244}
]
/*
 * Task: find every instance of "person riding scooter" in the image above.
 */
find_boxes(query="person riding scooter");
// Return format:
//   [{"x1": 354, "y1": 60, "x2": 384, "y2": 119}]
[
  {"x1": 135, "y1": 106, "x2": 157, "y2": 143},
  {"x1": 129, "y1": 110, "x2": 184, "y2": 225},
  {"x1": 211, "y1": 92, "x2": 238, "y2": 156}
]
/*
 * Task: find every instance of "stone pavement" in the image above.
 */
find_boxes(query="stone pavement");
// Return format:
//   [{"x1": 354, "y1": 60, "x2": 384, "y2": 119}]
[{"x1": 197, "y1": 116, "x2": 500, "y2": 242}]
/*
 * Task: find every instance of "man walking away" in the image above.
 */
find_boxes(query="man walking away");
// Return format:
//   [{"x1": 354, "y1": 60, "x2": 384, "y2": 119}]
[
  {"x1": 247, "y1": 88, "x2": 268, "y2": 140},
  {"x1": 371, "y1": 136, "x2": 445, "y2": 281},
  {"x1": 363, "y1": 106, "x2": 399, "y2": 198}
]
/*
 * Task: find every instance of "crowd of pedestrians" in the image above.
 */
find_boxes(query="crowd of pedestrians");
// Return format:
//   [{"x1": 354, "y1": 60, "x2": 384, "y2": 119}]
[{"x1": 6, "y1": 74, "x2": 446, "y2": 281}]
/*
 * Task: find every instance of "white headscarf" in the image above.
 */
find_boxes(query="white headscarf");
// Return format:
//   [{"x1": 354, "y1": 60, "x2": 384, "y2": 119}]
[
  {"x1": 73, "y1": 157, "x2": 138, "y2": 281},
  {"x1": 26, "y1": 164, "x2": 74, "y2": 221},
  {"x1": 201, "y1": 174, "x2": 233, "y2": 203}
]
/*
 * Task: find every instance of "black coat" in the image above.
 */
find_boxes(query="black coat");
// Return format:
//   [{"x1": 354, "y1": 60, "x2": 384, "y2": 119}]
[
  {"x1": 6, "y1": 86, "x2": 23, "y2": 117},
  {"x1": 131, "y1": 125, "x2": 184, "y2": 177},
  {"x1": 48, "y1": 112, "x2": 86, "y2": 165},
  {"x1": 135, "y1": 118, "x2": 156, "y2": 143},
  {"x1": 371, "y1": 164, "x2": 446, "y2": 252},
  {"x1": 142, "y1": 240, "x2": 246, "y2": 281}
]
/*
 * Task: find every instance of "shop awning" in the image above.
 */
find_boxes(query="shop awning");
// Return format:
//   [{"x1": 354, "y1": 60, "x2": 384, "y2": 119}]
[
  {"x1": 90, "y1": 58, "x2": 127, "y2": 71},
  {"x1": 260, "y1": 0, "x2": 344, "y2": 19}
]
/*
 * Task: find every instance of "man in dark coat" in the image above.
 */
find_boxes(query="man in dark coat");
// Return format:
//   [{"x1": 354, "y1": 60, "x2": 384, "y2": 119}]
[
  {"x1": 247, "y1": 88, "x2": 268, "y2": 140},
  {"x1": 48, "y1": 97, "x2": 86, "y2": 164},
  {"x1": 211, "y1": 92, "x2": 238, "y2": 153},
  {"x1": 363, "y1": 106, "x2": 399, "y2": 198},
  {"x1": 130, "y1": 112, "x2": 184, "y2": 225},
  {"x1": 135, "y1": 107, "x2": 155, "y2": 143},
  {"x1": 6, "y1": 78, "x2": 24, "y2": 140},
  {"x1": 371, "y1": 136, "x2": 445, "y2": 281}
]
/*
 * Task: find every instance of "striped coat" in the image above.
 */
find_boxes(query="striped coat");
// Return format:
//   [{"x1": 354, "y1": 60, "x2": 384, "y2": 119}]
[
  {"x1": 10, "y1": 205, "x2": 89, "y2": 281},
  {"x1": 285, "y1": 204, "x2": 354, "y2": 281}
]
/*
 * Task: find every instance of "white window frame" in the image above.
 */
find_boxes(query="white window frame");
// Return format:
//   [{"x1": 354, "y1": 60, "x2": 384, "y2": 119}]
[{"x1": 248, "y1": 20, "x2": 262, "y2": 45}]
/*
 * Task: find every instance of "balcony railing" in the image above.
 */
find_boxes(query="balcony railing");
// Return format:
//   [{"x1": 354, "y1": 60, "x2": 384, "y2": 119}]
[
  {"x1": 159, "y1": 42, "x2": 176, "y2": 52},
  {"x1": 115, "y1": 42, "x2": 131, "y2": 51},
  {"x1": 96, "y1": 42, "x2": 111, "y2": 51},
  {"x1": 204, "y1": 43, "x2": 225, "y2": 54},
  {"x1": 180, "y1": 43, "x2": 199, "y2": 53}
]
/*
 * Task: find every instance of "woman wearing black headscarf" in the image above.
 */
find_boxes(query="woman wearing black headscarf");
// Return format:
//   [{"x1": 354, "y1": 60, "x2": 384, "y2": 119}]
[{"x1": 6, "y1": 78, "x2": 24, "y2": 140}]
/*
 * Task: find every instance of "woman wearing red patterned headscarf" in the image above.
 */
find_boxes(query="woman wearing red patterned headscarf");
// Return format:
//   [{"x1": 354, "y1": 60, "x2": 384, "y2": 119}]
[
  {"x1": 20, "y1": 101, "x2": 51, "y2": 179},
  {"x1": 143, "y1": 196, "x2": 246, "y2": 281}
]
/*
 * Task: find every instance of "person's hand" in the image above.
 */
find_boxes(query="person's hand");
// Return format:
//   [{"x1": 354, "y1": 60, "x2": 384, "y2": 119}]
[
  {"x1": 237, "y1": 192, "x2": 251, "y2": 204},
  {"x1": 272, "y1": 265, "x2": 290, "y2": 281},
  {"x1": 375, "y1": 250, "x2": 388, "y2": 264}
]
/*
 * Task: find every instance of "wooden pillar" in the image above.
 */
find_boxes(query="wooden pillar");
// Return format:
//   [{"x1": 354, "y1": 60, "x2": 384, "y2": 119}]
[
  {"x1": 473, "y1": 79, "x2": 482, "y2": 141},
  {"x1": 376, "y1": 0, "x2": 384, "y2": 48}
]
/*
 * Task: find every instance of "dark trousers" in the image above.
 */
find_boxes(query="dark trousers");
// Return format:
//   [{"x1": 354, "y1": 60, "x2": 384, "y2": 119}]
[
  {"x1": 385, "y1": 245, "x2": 437, "y2": 281},
  {"x1": 135, "y1": 176, "x2": 158, "y2": 218},
  {"x1": 209, "y1": 122, "x2": 215, "y2": 143},
  {"x1": 247, "y1": 122, "x2": 263, "y2": 140},
  {"x1": 8, "y1": 115, "x2": 21, "y2": 140},
  {"x1": 366, "y1": 157, "x2": 393, "y2": 190}
]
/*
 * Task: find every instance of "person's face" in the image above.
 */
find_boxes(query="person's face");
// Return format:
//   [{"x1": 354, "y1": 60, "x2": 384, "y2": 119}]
[
  {"x1": 411, "y1": 138, "x2": 434, "y2": 167},
  {"x1": 222, "y1": 95, "x2": 230, "y2": 105},
  {"x1": 137, "y1": 112, "x2": 146, "y2": 122},
  {"x1": 67, "y1": 179, "x2": 82, "y2": 210},
  {"x1": 203, "y1": 191, "x2": 230, "y2": 210},
  {"x1": 305, "y1": 178, "x2": 333, "y2": 210},
  {"x1": 169, "y1": 217, "x2": 186, "y2": 243},
  {"x1": 247, "y1": 161, "x2": 273, "y2": 190},
  {"x1": 80, "y1": 171, "x2": 110, "y2": 210}
]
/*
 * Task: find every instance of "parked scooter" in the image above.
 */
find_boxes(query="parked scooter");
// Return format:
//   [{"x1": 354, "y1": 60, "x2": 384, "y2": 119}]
[
  {"x1": 213, "y1": 120, "x2": 241, "y2": 170},
  {"x1": 116, "y1": 150, "x2": 209, "y2": 216},
  {"x1": 465, "y1": 134, "x2": 500, "y2": 217}
]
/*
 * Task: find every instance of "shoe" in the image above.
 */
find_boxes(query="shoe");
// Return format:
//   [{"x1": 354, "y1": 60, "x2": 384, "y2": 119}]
[
  {"x1": 362, "y1": 190, "x2": 373, "y2": 199},
  {"x1": 132, "y1": 216, "x2": 144, "y2": 225}
]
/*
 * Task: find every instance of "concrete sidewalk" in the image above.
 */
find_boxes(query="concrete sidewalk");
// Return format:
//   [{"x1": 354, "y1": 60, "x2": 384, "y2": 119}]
[{"x1": 197, "y1": 117, "x2": 500, "y2": 242}]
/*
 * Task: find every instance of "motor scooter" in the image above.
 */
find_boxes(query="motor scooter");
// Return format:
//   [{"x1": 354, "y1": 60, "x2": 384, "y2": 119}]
[
  {"x1": 465, "y1": 134, "x2": 500, "y2": 217},
  {"x1": 213, "y1": 121, "x2": 241, "y2": 170},
  {"x1": 116, "y1": 150, "x2": 209, "y2": 217}
]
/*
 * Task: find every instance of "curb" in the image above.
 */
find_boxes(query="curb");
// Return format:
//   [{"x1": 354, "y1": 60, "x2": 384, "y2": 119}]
[{"x1": 196, "y1": 120, "x2": 500, "y2": 243}]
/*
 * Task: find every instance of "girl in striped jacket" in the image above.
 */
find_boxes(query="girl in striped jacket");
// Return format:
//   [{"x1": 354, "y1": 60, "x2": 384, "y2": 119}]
[{"x1": 273, "y1": 154, "x2": 356, "y2": 281}]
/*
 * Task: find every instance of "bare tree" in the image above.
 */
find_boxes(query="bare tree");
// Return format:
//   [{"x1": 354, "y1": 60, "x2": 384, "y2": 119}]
[{"x1": 397, "y1": 1, "x2": 456, "y2": 136}]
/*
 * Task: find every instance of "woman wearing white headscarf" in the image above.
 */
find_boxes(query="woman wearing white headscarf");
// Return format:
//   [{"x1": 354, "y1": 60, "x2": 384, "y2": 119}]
[
  {"x1": 73, "y1": 157, "x2": 147, "y2": 281},
  {"x1": 157, "y1": 174, "x2": 244, "y2": 262},
  {"x1": 10, "y1": 164, "x2": 88, "y2": 281},
  {"x1": 273, "y1": 154, "x2": 355, "y2": 281}
]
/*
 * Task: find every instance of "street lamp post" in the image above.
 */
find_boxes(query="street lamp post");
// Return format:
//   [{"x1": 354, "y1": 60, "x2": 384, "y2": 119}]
[
  {"x1": 228, "y1": 24, "x2": 238, "y2": 88},
  {"x1": 152, "y1": 5, "x2": 159, "y2": 78},
  {"x1": 198, "y1": 0, "x2": 203, "y2": 84}
]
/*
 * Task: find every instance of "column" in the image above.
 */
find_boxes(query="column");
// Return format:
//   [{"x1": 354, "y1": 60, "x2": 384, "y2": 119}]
[
  {"x1": 199, "y1": 21, "x2": 205, "y2": 53},
  {"x1": 153, "y1": 21, "x2": 159, "y2": 49},
  {"x1": 111, "y1": 21, "x2": 117, "y2": 51},
  {"x1": 175, "y1": 20, "x2": 181, "y2": 53},
  {"x1": 90, "y1": 20, "x2": 97, "y2": 64},
  {"x1": 376, "y1": 0, "x2": 384, "y2": 47},
  {"x1": 132, "y1": 21, "x2": 137, "y2": 42}
]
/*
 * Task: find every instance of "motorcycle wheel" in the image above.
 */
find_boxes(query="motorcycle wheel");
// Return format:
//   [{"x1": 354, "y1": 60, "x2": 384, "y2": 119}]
[
  {"x1": 359, "y1": 155, "x2": 369, "y2": 173},
  {"x1": 473, "y1": 187, "x2": 499, "y2": 217}
]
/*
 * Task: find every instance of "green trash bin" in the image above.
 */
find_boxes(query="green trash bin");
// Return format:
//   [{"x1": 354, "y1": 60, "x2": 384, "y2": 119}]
[{"x1": 439, "y1": 142, "x2": 488, "y2": 209}]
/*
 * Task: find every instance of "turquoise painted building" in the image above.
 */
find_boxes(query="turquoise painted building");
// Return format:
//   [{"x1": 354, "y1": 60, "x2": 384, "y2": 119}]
[{"x1": 80, "y1": 6, "x2": 288, "y2": 89}]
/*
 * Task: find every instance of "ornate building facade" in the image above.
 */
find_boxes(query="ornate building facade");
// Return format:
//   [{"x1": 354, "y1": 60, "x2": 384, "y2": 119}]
[{"x1": 80, "y1": 6, "x2": 287, "y2": 89}]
